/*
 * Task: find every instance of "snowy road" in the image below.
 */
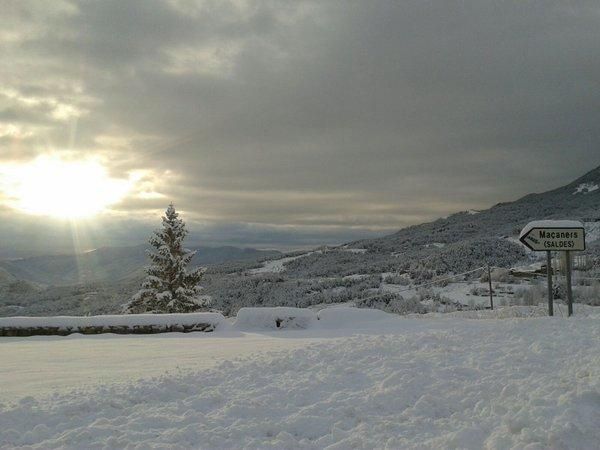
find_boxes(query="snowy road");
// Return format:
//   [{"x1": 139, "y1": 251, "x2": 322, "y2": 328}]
[
  {"x1": 1, "y1": 310, "x2": 599, "y2": 449},
  {"x1": 0, "y1": 332, "x2": 328, "y2": 402}
]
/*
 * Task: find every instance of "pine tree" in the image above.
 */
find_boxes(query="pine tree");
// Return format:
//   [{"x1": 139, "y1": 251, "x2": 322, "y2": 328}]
[{"x1": 126, "y1": 204, "x2": 205, "y2": 314}]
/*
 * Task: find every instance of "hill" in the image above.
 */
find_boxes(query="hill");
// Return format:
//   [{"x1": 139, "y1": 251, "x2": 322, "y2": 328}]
[
  {"x1": 0, "y1": 245, "x2": 280, "y2": 286},
  {"x1": 199, "y1": 166, "x2": 600, "y2": 314},
  {"x1": 281, "y1": 165, "x2": 600, "y2": 278},
  {"x1": 356, "y1": 165, "x2": 600, "y2": 253}
]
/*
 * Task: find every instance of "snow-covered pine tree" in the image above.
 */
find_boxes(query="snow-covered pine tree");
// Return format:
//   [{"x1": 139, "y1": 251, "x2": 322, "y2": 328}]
[{"x1": 126, "y1": 204, "x2": 205, "y2": 314}]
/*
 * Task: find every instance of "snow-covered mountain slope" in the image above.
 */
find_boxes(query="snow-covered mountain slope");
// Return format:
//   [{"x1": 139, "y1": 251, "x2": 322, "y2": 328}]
[
  {"x1": 354, "y1": 165, "x2": 600, "y2": 254},
  {"x1": 273, "y1": 166, "x2": 600, "y2": 277}
]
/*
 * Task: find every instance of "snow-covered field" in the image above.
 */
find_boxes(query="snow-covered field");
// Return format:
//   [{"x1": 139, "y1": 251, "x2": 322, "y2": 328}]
[
  {"x1": 1, "y1": 308, "x2": 599, "y2": 449},
  {"x1": 381, "y1": 280, "x2": 518, "y2": 308},
  {"x1": 0, "y1": 333, "x2": 325, "y2": 402}
]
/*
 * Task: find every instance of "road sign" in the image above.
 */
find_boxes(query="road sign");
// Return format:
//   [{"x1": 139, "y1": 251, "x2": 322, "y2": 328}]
[
  {"x1": 519, "y1": 221, "x2": 585, "y2": 252},
  {"x1": 519, "y1": 220, "x2": 585, "y2": 317}
]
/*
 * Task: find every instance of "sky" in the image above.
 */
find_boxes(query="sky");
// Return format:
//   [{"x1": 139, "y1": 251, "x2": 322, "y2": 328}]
[{"x1": 1, "y1": 1, "x2": 599, "y2": 257}]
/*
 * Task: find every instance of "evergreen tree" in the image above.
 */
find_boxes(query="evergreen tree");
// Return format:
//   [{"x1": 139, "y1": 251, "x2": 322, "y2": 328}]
[{"x1": 126, "y1": 204, "x2": 205, "y2": 314}]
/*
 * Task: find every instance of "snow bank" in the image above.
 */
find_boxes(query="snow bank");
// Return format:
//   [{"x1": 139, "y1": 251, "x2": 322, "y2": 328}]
[
  {"x1": 316, "y1": 306, "x2": 393, "y2": 328},
  {"x1": 0, "y1": 312, "x2": 225, "y2": 336},
  {"x1": 1, "y1": 318, "x2": 598, "y2": 449},
  {"x1": 234, "y1": 306, "x2": 395, "y2": 331},
  {"x1": 235, "y1": 307, "x2": 316, "y2": 330}
]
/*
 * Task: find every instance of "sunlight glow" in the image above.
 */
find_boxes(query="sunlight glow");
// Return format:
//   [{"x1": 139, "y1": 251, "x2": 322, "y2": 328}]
[{"x1": 0, "y1": 155, "x2": 132, "y2": 219}]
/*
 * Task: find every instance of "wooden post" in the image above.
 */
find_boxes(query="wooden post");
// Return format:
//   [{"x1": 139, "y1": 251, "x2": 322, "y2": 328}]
[
  {"x1": 546, "y1": 251, "x2": 553, "y2": 316},
  {"x1": 487, "y1": 265, "x2": 493, "y2": 310},
  {"x1": 565, "y1": 251, "x2": 573, "y2": 317}
]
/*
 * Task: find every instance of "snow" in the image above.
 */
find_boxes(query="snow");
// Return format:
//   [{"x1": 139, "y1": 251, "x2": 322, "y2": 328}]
[
  {"x1": 573, "y1": 182, "x2": 599, "y2": 195},
  {"x1": 249, "y1": 253, "x2": 313, "y2": 274},
  {"x1": 380, "y1": 280, "x2": 494, "y2": 307},
  {"x1": 510, "y1": 261, "x2": 544, "y2": 272},
  {"x1": 308, "y1": 301, "x2": 357, "y2": 311},
  {"x1": 0, "y1": 332, "x2": 325, "y2": 402},
  {"x1": 383, "y1": 278, "x2": 595, "y2": 310},
  {"x1": 1, "y1": 310, "x2": 599, "y2": 449},
  {"x1": 519, "y1": 219, "x2": 585, "y2": 239},
  {"x1": 419, "y1": 304, "x2": 600, "y2": 319},
  {"x1": 316, "y1": 306, "x2": 391, "y2": 328},
  {"x1": 0, "y1": 312, "x2": 225, "y2": 331},
  {"x1": 341, "y1": 248, "x2": 367, "y2": 254},
  {"x1": 235, "y1": 307, "x2": 316, "y2": 330}
]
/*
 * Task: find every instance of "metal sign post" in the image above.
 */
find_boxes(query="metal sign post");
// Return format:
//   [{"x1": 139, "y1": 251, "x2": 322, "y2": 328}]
[
  {"x1": 519, "y1": 220, "x2": 585, "y2": 317},
  {"x1": 546, "y1": 251, "x2": 553, "y2": 316},
  {"x1": 487, "y1": 265, "x2": 494, "y2": 310},
  {"x1": 565, "y1": 252, "x2": 573, "y2": 316}
]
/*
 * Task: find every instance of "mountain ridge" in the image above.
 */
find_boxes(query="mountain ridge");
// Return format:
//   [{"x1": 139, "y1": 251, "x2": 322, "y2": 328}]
[
  {"x1": 0, "y1": 245, "x2": 281, "y2": 286},
  {"x1": 351, "y1": 164, "x2": 600, "y2": 254}
]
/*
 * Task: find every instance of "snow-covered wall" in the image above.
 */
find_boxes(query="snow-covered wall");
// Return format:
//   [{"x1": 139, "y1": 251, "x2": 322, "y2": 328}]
[{"x1": 0, "y1": 312, "x2": 225, "y2": 336}]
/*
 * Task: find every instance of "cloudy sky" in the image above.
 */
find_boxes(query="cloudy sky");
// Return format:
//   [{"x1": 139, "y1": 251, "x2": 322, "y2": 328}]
[{"x1": 1, "y1": 1, "x2": 599, "y2": 257}]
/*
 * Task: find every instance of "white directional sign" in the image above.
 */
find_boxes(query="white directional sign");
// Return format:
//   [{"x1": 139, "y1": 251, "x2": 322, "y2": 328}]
[{"x1": 519, "y1": 220, "x2": 585, "y2": 252}]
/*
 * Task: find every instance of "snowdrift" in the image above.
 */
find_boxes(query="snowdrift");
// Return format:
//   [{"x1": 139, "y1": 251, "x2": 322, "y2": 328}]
[
  {"x1": 0, "y1": 312, "x2": 225, "y2": 336},
  {"x1": 3, "y1": 304, "x2": 599, "y2": 337},
  {"x1": 316, "y1": 306, "x2": 392, "y2": 328},
  {"x1": 420, "y1": 304, "x2": 600, "y2": 319}
]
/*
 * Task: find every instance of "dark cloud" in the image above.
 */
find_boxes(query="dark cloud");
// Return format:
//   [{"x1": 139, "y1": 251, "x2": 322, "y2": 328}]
[{"x1": 1, "y1": 0, "x2": 599, "y2": 254}]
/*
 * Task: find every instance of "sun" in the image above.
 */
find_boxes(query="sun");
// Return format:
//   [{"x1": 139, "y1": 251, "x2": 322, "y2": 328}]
[{"x1": 1, "y1": 155, "x2": 131, "y2": 219}]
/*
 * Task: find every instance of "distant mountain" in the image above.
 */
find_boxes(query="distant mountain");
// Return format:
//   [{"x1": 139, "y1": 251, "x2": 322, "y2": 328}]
[{"x1": 0, "y1": 245, "x2": 281, "y2": 286}]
